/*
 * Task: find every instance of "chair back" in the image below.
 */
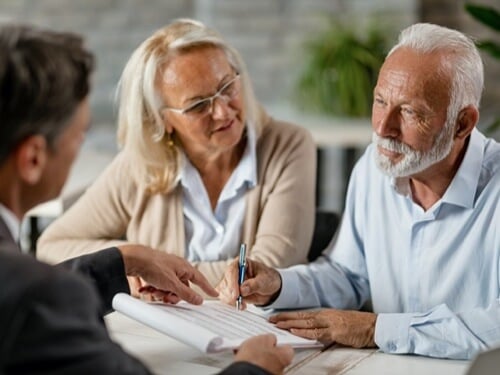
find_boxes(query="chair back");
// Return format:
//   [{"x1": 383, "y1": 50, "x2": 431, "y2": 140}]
[{"x1": 308, "y1": 210, "x2": 341, "y2": 262}]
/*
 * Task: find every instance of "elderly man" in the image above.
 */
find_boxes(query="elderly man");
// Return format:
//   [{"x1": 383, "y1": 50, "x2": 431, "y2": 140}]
[
  {"x1": 218, "y1": 23, "x2": 500, "y2": 360},
  {"x1": 0, "y1": 24, "x2": 293, "y2": 374}
]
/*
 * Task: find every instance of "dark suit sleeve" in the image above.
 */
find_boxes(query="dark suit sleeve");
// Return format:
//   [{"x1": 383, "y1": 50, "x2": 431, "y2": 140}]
[
  {"x1": 217, "y1": 362, "x2": 272, "y2": 375},
  {"x1": 2, "y1": 264, "x2": 151, "y2": 375},
  {"x1": 57, "y1": 247, "x2": 129, "y2": 314}
]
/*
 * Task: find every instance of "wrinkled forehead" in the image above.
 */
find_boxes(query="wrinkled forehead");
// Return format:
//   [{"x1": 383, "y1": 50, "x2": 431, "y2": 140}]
[
  {"x1": 160, "y1": 45, "x2": 232, "y2": 83},
  {"x1": 156, "y1": 45, "x2": 235, "y2": 105},
  {"x1": 377, "y1": 47, "x2": 452, "y2": 108}
]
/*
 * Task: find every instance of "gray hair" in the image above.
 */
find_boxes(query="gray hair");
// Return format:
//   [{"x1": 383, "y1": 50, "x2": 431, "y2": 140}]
[
  {"x1": 0, "y1": 24, "x2": 94, "y2": 164},
  {"x1": 116, "y1": 19, "x2": 261, "y2": 194},
  {"x1": 388, "y1": 23, "x2": 484, "y2": 126}
]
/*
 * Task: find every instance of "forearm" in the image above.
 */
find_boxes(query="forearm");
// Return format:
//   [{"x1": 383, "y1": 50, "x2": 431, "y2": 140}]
[
  {"x1": 57, "y1": 247, "x2": 129, "y2": 314},
  {"x1": 38, "y1": 234, "x2": 128, "y2": 264},
  {"x1": 270, "y1": 257, "x2": 370, "y2": 310},
  {"x1": 375, "y1": 302, "x2": 500, "y2": 359}
]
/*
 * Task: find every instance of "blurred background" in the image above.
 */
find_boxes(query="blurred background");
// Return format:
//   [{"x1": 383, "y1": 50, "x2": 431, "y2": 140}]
[{"x1": 2, "y1": 0, "x2": 499, "y2": 215}]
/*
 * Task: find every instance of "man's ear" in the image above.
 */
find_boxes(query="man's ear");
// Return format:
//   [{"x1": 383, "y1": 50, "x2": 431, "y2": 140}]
[
  {"x1": 455, "y1": 105, "x2": 479, "y2": 140},
  {"x1": 15, "y1": 135, "x2": 48, "y2": 185}
]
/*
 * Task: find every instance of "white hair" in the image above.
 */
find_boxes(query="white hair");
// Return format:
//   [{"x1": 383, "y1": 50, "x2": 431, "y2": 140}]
[
  {"x1": 388, "y1": 23, "x2": 484, "y2": 126},
  {"x1": 116, "y1": 19, "x2": 261, "y2": 194}
]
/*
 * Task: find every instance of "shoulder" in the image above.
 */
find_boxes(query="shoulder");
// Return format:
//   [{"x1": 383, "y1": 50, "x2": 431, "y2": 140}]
[
  {"x1": 256, "y1": 117, "x2": 315, "y2": 155},
  {"x1": 260, "y1": 117, "x2": 313, "y2": 141},
  {"x1": 482, "y1": 136, "x2": 500, "y2": 177},
  {"x1": 86, "y1": 150, "x2": 142, "y2": 199}
]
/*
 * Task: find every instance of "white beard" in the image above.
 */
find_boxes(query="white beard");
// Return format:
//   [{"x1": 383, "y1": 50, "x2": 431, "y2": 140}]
[{"x1": 373, "y1": 120, "x2": 456, "y2": 178}]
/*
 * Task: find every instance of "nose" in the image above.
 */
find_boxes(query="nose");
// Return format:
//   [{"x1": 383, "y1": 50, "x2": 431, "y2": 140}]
[
  {"x1": 210, "y1": 95, "x2": 233, "y2": 119},
  {"x1": 373, "y1": 106, "x2": 400, "y2": 138}
]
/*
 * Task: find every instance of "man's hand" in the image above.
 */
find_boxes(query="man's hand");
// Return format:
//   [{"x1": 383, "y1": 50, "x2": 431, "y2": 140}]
[
  {"x1": 269, "y1": 309, "x2": 378, "y2": 348},
  {"x1": 118, "y1": 245, "x2": 218, "y2": 305},
  {"x1": 234, "y1": 334, "x2": 294, "y2": 375},
  {"x1": 216, "y1": 258, "x2": 282, "y2": 309}
]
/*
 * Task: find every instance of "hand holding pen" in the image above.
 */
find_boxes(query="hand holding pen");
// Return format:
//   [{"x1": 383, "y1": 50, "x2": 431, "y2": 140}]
[{"x1": 236, "y1": 243, "x2": 247, "y2": 310}]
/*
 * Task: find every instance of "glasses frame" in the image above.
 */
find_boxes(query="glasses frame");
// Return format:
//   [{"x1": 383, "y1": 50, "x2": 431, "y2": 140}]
[{"x1": 161, "y1": 73, "x2": 241, "y2": 117}]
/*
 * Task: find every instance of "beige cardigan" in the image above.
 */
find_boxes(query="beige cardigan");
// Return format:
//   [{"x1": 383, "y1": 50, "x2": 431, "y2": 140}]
[{"x1": 37, "y1": 113, "x2": 316, "y2": 286}]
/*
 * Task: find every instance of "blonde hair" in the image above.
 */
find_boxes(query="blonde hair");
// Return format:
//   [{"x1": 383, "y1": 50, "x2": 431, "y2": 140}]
[{"x1": 116, "y1": 19, "x2": 261, "y2": 194}]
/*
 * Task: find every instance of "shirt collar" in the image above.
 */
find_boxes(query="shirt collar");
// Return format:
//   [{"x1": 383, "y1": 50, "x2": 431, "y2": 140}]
[
  {"x1": 441, "y1": 128, "x2": 484, "y2": 208},
  {"x1": 391, "y1": 128, "x2": 484, "y2": 208},
  {"x1": 0, "y1": 203, "x2": 21, "y2": 243},
  {"x1": 179, "y1": 124, "x2": 258, "y2": 192}
]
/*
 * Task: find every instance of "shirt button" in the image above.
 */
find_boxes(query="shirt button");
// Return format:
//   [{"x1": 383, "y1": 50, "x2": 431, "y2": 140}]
[{"x1": 215, "y1": 225, "x2": 224, "y2": 234}]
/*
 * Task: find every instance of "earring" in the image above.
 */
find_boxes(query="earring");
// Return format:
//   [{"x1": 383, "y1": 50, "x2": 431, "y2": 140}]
[{"x1": 166, "y1": 132, "x2": 174, "y2": 148}]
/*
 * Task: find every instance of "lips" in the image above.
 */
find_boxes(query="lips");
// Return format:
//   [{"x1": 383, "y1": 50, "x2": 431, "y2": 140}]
[
  {"x1": 378, "y1": 145, "x2": 401, "y2": 158},
  {"x1": 213, "y1": 119, "x2": 234, "y2": 133}
]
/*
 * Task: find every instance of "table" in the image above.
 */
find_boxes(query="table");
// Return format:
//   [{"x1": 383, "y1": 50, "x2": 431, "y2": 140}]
[{"x1": 105, "y1": 311, "x2": 470, "y2": 375}]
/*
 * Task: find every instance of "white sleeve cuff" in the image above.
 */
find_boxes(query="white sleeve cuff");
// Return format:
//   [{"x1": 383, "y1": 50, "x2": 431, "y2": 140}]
[
  {"x1": 375, "y1": 312, "x2": 413, "y2": 354},
  {"x1": 266, "y1": 268, "x2": 300, "y2": 309}
]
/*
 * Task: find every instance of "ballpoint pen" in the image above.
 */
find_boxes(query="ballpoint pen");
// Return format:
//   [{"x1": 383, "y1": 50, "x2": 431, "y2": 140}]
[{"x1": 236, "y1": 243, "x2": 247, "y2": 310}]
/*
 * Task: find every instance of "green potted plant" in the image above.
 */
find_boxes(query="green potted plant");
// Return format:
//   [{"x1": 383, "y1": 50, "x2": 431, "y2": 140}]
[
  {"x1": 465, "y1": 2, "x2": 500, "y2": 135},
  {"x1": 293, "y1": 20, "x2": 389, "y2": 118}
]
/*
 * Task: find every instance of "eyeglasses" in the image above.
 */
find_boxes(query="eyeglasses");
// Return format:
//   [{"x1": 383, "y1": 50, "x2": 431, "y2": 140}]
[{"x1": 162, "y1": 74, "x2": 240, "y2": 117}]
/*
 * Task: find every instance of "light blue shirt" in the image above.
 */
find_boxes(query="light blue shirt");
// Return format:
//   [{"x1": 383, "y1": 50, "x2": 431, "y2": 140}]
[
  {"x1": 272, "y1": 129, "x2": 500, "y2": 359},
  {"x1": 180, "y1": 126, "x2": 257, "y2": 262}
]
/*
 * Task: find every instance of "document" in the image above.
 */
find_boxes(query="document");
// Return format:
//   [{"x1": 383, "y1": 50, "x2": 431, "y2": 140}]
[{"x1": 112, "y1": 293, "x2": 322, "y2": 353}]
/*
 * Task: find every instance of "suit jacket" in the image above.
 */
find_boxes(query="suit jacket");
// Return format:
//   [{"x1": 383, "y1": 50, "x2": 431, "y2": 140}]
[{"x1": 0, "y1": 217, "x2": 269, "y2": 375}]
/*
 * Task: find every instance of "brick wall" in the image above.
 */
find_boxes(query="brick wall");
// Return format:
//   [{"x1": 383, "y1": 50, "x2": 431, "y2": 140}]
[{"x1": 0, "y1": 0, "x2": 416, "y2": 124}]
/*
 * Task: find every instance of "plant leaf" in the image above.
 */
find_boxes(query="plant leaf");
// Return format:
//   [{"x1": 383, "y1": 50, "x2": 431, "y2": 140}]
[
  {"x1": 484, "y1": 118, "x2": 500, "y2": 134},
  {"x1": 476, "y1": 40, "x2": 500, "y2": 59},
  {"x1": 465, "y1": 3, "x2": 500, "y2": 32}
]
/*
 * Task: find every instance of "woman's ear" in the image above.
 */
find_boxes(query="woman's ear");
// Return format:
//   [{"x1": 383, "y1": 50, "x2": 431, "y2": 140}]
[
  {"x1": 160, "y1": 108, "x2": 174, "y2": 135},
  {"x1": 455, "y1": 105, "x2": 479, "y2": 140},
  {"x1": 15, "y1": 135, "x2": 48, "y2": 185}
]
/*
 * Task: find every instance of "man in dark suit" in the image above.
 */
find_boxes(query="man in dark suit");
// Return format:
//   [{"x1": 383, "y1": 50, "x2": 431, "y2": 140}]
[{"x1": 0, "y1": 24, "x2": 293, "y2": 375}]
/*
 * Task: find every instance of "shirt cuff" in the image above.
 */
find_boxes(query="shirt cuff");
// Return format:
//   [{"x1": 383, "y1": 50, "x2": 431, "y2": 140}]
[
  {"x1": 375, "y1": 312, "x2": 413, "y2": 354},
  {"x1": 266, "y1": 268, "x2": 299, "y2": 309}
]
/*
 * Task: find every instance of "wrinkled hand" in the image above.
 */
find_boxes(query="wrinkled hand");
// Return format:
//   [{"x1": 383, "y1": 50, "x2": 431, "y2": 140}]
[
  {"x1": 216, "y1": 258, "x2": 282, "y2": 309},
  {"x1": 234, "y1": 334, "x2": 294, "y2": 375},
  {"x1": 270, "y1": 309, "x2": 377, "y2": 348},
  {"x1": 119, "y1": 245, "x2": 218, "y2": 305}
]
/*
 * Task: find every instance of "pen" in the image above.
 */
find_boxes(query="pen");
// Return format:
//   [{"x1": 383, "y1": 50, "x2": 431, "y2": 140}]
[{"x1": 236, "y1": 243, "x2": 247, "y2": 310}]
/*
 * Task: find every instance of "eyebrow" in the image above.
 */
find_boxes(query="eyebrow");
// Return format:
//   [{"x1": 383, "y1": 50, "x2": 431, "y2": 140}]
[{"x1": 182, "y1": 73, "x2": 233, "y2": 104}]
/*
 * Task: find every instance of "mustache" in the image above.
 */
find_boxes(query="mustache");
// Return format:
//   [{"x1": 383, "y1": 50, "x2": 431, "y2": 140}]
[{"x1": 372, "y1": 133, "x2": 417, "y2": 155}]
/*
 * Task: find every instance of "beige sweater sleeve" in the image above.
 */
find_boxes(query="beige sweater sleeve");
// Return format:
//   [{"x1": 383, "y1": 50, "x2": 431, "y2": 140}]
[{"x1": 37, "y1": 152, "x2": 134, "y2": 264}]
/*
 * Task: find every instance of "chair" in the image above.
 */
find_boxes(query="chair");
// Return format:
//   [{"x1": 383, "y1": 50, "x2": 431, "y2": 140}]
[{"x1": 307, "y1": 210, "x2": 341, "y2": 262}]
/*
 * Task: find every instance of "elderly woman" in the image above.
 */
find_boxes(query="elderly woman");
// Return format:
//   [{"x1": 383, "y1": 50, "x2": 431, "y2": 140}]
[{"x1": 37, "y1": 19, "x2": 316, "y2": 291}]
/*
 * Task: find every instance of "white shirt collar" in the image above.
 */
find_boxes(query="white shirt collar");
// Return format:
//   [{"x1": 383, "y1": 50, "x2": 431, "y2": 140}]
[{"x1": 0, "y1": 203, "x2": 21, "y2": 243}]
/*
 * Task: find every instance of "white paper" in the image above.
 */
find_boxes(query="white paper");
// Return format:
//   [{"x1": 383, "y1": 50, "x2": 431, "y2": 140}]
[{"x1": 112, "y1": 293, "x2": 321, "y2": 353}]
